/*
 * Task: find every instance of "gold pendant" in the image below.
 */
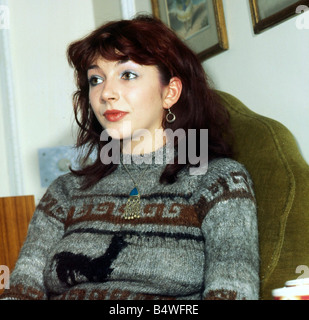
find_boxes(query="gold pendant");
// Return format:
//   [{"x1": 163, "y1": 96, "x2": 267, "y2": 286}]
[{"x1": 122, "y1": 187, "x2": 141, "y2": 219}]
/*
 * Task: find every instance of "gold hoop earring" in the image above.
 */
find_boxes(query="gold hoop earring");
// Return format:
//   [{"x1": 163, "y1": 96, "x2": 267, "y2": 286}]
[{"x1": 166, "y1": 108, "x2": 176, "y2": 123}]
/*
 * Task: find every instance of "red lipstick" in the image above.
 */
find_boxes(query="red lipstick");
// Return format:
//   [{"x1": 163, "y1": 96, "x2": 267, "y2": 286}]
[{"x1": 103, "y1": 110, "x2": 128, "y2": 122}]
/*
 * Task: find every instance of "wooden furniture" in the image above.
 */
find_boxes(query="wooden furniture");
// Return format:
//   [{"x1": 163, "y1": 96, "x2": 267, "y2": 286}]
[{"x1": 0, "y1": 195, "x2": 35, "y2": 294}]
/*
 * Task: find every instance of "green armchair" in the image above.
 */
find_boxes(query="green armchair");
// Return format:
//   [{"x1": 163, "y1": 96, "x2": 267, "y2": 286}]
[{"x1": 217, "y1": 91, "x2": 309, "y2": 300}]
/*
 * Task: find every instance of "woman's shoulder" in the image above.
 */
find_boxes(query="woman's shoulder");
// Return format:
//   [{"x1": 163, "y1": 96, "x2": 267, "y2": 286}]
[
  {"x1": 193, "y1": 157, "x2": 255, "y2": 196},
  {"x1": 191, "y1": 157, "x2": 252, "y2": 179},
  {"x1": 45, "y1": 172, "x2": 83, "y2": 199},
  {"x1": 189, "y1": 158, "x2": 256, "y2": 223},
  {"x1": 207, "y1": 157, "x2": 251, "y2": 177}
]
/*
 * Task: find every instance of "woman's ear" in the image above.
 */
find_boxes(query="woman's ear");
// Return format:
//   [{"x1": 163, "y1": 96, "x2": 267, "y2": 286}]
[{"x1": 163, "y1": 77, "x2": 182, "y2": 109}]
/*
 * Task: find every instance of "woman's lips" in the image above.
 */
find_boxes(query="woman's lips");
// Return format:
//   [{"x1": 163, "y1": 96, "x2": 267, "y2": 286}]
[{"x1": 103, "y1": 110, "x2": 128, "y2": 122}]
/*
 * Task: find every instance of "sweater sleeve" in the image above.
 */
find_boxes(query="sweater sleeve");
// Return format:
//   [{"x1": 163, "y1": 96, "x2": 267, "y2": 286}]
[
  {"x1": 0, "y1": 176, "x2": 68, "y2": 300},
  {"x1": 200, "y1": 159, "x2": 259, "y2": 300}
]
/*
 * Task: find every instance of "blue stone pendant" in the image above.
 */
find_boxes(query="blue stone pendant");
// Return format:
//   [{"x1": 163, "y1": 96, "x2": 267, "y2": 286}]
[
  {"x1": 130, "y1": 187, "x2": 139, "y2": 196},
  {"x1": 122, "y1": 187, "x2": 141, "y2": 219}
]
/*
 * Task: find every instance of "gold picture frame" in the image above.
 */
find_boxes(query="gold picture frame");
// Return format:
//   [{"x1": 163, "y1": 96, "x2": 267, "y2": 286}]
[
  {"x1": 151, "y1": 0, "x2": 228, "y2": 61},
  {"x1": 249, "y1": 0, "x2": 309, "y2": 34}
]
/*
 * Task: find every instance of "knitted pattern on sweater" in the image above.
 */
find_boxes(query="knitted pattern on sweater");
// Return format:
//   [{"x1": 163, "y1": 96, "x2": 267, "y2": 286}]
[{"x1": 1, "y1": 145, "x2": 259, "y2": 300}]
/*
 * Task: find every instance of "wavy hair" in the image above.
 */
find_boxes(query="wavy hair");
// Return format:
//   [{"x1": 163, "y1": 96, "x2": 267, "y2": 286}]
[{"x1": 67, "y1": 14, "x2": 233, "y2": 189}]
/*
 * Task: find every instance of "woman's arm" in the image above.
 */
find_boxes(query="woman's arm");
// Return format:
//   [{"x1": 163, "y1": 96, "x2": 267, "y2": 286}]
[
  {"x1": 0, "y1": 177, "x2": 68, "y2": 300},
  {"x1": 200, "y1": 159, "x2": 259, "y2": 300}
]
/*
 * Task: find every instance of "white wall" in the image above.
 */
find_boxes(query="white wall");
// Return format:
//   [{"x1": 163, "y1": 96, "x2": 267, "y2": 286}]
[
  {"x1": 203, "y1": 0, "x2": 309, "y2": 165},
  {"x1": 0, "y1": 86, "x2": 10, "y2": 194},
  {"x1": 1, "y1": 0, "x2": 308, "y2": 204},
  {"x1": 0, "y1": 0, "x2": 95, "y2": 201}
]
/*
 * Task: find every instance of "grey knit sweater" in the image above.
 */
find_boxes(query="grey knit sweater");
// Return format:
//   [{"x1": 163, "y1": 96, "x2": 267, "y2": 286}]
[{"x1": 1, "y1": 144, "x2": 259, "y2": 300}]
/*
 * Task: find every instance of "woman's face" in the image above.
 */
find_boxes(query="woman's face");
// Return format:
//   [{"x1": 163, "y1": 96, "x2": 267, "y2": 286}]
[{"x1": 87, "y1": 58, "x2": 172, "y2": 154}]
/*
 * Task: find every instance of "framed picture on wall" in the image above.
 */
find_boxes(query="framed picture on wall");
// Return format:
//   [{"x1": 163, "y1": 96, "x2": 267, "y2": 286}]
[
  {"x1": 249, "y1": 0, "x2": 309, "y2": 34},
  {"x1": 151, "y1": 0, "x2": 228, "y2": 61}
]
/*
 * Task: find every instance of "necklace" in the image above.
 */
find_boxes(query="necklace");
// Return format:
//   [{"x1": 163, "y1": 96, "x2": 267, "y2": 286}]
[{"x1": 120, "y1": 157, "x2": 150, "y2": 220}]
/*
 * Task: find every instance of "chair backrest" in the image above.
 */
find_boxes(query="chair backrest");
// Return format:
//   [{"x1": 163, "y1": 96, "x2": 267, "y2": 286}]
[
  {"x1": 0, "y1": 195, "x2": 35, "y2": 294},
  {"x1": 217, "y1": 91, "x2": 309, "y2": 299}
]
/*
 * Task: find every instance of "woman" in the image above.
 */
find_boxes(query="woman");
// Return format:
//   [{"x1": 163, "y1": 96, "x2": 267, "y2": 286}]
[{"x1": 1, "y1": 15, "x2": 259, "y2": 300}]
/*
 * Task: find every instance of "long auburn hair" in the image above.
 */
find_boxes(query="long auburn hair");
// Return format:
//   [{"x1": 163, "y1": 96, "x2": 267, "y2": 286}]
[{"x1": 67, "y1": 14, "x2": 233, "y2": 190}]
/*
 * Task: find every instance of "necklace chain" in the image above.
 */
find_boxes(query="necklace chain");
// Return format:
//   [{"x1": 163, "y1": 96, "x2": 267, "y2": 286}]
[{"x1": 120, "y1": 158, "x2": 150, "y2": 187}]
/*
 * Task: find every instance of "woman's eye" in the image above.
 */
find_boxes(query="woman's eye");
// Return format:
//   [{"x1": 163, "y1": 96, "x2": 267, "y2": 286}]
[
  {"x1": 121, "y1": 71, "x2": 137, "y2": 80},
  {"x1": 88, "y1": 76, "x2": 103, "y2": 87}
]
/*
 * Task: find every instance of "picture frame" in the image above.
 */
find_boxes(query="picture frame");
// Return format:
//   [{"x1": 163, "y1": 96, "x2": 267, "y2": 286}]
[
  {"x1": 151, "y1": 0, "x2": 228, "y2": 61},
  {"x1": 249, "y1": 0, "x2": 309, "y2": 34}
]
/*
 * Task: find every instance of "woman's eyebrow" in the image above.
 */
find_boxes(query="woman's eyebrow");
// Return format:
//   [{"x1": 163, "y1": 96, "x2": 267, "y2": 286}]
[
  {"x1": 87, "y1": 60, "x2": 130, "y2": 71},
  {"x1": 87, "y1": 65, "x2": 99, "y2": 71},
  {"x1": 116, "y1": 59, "x2": 130, "y2": 66}
]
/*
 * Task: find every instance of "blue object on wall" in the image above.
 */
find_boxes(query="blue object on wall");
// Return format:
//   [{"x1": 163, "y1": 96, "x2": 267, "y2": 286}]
[{"x1": 38, "y1": 146, "x2": 96, "y2": 188}]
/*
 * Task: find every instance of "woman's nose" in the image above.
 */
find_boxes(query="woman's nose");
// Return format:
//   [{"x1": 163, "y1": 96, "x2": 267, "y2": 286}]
[{"x1": 100, "y1": 79, "x2": 119, "y2": 102}]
